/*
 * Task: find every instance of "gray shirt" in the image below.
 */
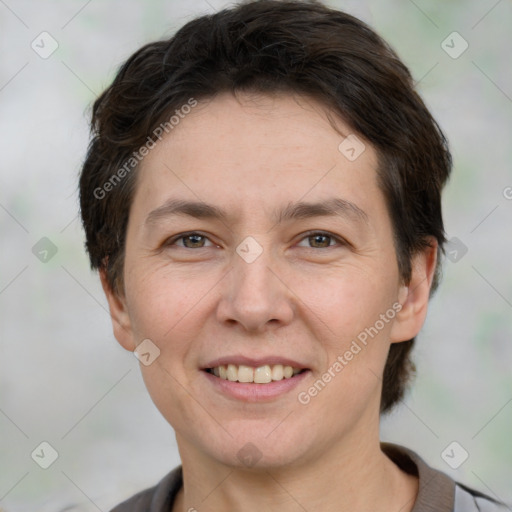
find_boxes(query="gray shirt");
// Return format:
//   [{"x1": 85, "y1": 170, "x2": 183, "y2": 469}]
[{"x1": 110, "y1": 443, "x2": 508, "y2": 511}]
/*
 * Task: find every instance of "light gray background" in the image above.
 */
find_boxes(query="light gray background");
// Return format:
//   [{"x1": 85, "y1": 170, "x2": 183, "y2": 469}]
[{"x1": 0, "y1": 0, "x2": 511, "y2": 510}]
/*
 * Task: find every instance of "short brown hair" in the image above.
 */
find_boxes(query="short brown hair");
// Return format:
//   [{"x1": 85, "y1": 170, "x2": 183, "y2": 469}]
[{"x1": 79, "y1": 0, "x2": 452, "y2": 413}]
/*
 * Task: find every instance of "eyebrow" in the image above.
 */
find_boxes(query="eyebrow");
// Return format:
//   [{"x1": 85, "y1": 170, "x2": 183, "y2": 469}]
[{"x1": 144, "y1": 197, "x2": 369, "y2": 227}]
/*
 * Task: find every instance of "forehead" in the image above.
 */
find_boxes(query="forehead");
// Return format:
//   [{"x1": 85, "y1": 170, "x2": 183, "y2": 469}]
[{"x1": 130, "y1": 91, "x2": 384, "y2": 226}]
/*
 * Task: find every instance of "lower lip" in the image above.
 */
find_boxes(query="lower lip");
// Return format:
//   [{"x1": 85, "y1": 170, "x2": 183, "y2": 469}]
[{"x1": 202, "y1": 370, "x2": 311, "y2": 402}]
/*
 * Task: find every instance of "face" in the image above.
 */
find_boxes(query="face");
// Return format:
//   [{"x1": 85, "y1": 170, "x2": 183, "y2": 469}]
[{"x1": 102, "y1": 92, "x2": 434, "y2": 470}]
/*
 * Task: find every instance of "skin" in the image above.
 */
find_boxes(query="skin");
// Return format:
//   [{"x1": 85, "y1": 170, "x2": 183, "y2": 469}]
[{"x1": 101, "y1": 91, "x2": 437, "y2": 511}]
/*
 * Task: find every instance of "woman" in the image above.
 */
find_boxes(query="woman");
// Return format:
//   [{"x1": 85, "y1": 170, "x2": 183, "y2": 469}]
[{"x1": 79, "y1": 1, "x2": 508, "y2": 510}]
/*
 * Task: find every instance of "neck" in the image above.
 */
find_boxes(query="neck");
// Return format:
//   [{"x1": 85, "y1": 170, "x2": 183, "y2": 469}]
[{"x1": 173, "y1": 427, "x2": 418, "y2": 512}]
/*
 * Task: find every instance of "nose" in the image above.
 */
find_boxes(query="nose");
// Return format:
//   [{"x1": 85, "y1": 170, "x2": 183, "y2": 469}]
[{"x1": 216, "y1": 242, "x2": 295, "y2": 333}]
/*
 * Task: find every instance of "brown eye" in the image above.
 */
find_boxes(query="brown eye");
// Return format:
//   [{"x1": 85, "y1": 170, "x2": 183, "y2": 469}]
[
  {"x1": 166, "y1": 232, "x2": 214, "y2": 249},
  {"x1": 297, "y1": 231, "x2": 344, "y2": 249},
  {"x1": 181, "y1": 234, "x2": 207, "y2": 248},
  {"x1": 309, "y1": 233, "x2": 332, "y2": 248}
]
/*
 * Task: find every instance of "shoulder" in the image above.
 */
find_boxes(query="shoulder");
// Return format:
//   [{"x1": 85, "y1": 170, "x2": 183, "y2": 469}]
[
  {"x1": 454, "y1": 482, "x2": 510, "y2": 511},
  {"x1": 110, "y1": 466, "x2": 183, "y2": 512},
  {"x1": 381, "y1": 443, "x2": 510, "y2": 512}
]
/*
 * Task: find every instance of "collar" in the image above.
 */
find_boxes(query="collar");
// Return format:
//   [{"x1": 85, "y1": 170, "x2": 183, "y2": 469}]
[{"x1": 382, "y1": 442, "x2": 455, "y2": 512}]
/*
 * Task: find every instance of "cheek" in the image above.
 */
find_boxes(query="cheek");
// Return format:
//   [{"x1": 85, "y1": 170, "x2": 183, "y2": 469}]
[
  {"x1": 138, "y1": 360, "x2": 201, "y2": 439},
  {"x1": 129, "y1": 271, "x2": 207, "y2": 425},
  {"x1": 296, "y1": 266, "x2": 397, "y2": 343},
  {"x1": 125, "y1": 262, "x2": 209, "y2": 340},
  {"x1": 294, "y1": 267, "x2": 397, "y2": 406}
]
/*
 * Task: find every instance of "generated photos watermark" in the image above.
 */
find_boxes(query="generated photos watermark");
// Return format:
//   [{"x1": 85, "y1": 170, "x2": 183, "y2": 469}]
[
  {"x1": 93, "y1": 98, "x2": 198, "y2": 200},
  {"x1": 298, "y1": 301, "x2": 403, "y2": 405}
]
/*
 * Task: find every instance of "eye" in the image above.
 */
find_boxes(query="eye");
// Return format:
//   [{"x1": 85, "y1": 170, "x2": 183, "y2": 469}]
[
  {"x1": 165, "y1": 232, "x2": 215, "y2": 249},
  {"x1": 163, "y1": 230, "x2": 346, "y2": 251},
  {"x1": 296, "y1": 231, "x2": 345, "y2": 249}
]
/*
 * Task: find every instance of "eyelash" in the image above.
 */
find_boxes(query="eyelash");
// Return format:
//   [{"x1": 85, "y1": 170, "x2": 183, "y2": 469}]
[{"x1": 164, "y1": 231, "x2": 347, "y2": 250}]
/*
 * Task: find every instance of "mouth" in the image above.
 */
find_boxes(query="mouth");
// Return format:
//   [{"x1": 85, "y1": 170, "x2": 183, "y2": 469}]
[
  {"x1": 204, "y1": 364, "x2": 307, "y2": 384},
  {"x1": 200, "y1": 357, "x2": 311, "y2": 401}
]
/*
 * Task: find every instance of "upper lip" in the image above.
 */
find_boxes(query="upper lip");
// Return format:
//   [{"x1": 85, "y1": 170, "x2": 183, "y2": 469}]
[{"x1": 202, "y1": 355, "x2": 309, "y2": 370}]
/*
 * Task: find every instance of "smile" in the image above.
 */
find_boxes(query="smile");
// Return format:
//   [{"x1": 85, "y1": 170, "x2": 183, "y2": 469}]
[{"x1": 205, "y1": 364, "x2": 305, "y2": 383}]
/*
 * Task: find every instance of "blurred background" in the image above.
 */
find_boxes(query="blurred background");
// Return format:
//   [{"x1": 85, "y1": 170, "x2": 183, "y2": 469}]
[{"x1": 0, "y1": 0, "x2": 511, "y2": 510}]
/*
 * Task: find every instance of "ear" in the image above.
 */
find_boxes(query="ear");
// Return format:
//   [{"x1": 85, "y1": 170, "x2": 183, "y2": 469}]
[
  {"x1": 389, "y1": 238, "x2": 438, "y2": 344},
  {"x1": 99, "y1": 267, "x2": 136, "y2": 352}
]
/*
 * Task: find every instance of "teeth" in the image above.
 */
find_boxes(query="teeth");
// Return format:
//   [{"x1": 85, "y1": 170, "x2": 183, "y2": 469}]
[
  {"x1": 271, "y1": 364, "x2": 283, "y2": 381},
  {"x1": 227, "y1": 364, "x2": 238, "y2": 382},
  {"x1": 237, "y1": 365, "x2": 254, "y2": 383},
  {"x1": 209, "y1": 364, "x2": 303, "y2": 383},
  {"x1": 254, "y1": 365, "x2": 272, "y2": 384}
]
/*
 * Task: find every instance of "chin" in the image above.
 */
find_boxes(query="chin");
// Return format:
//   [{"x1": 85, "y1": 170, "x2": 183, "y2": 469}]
[{"x1": 200, "y1": 425, "x2": 317, "y2": 470}]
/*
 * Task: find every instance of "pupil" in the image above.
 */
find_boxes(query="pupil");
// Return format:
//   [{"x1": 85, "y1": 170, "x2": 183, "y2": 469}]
[
  {"x1": 186, "y1": 235, "x2": 203, "y2": 247},
  {"x1": 312, "y1": 235, "x2": 329, "y2": 247}
]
